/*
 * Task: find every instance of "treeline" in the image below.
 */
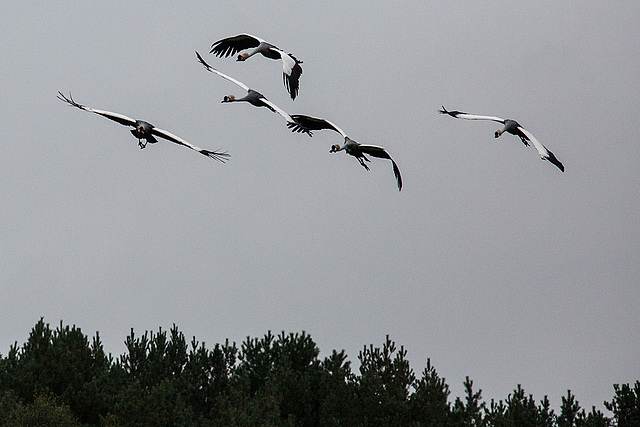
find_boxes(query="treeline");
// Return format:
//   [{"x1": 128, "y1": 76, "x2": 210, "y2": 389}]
[{"x1": 0, "y1": 319, "x2": 638, "y2": 426}]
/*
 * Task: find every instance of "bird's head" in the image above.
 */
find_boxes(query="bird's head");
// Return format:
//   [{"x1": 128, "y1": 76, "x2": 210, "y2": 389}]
[
  {"x1": 237, "y1": 53, "x2": 249, "y2": 62},
  {"x1": 330, "y1": 144, "x2": 340, "y2": 153},
  {"x1": 222, "y1": 95, "x2": 235, "y2": 103},
  {"x1": 494, "y1": 130, "x2": 503, "y2": 138},
  {"x1": 133, "y1": 124, "x2": 147, "y2": 137}
]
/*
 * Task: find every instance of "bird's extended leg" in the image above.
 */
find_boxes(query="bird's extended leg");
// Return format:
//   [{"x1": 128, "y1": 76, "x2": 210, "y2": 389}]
[
  {"x1": 138, "y1": 139, "x2": 147, "y2": 149},
  {"x1": 357, "y1": 157, "x2": 370, "y2": 171}
]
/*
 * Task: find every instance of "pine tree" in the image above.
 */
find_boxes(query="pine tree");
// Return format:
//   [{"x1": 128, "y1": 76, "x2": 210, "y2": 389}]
[
  {"x1": 558, "y1": 390, "x2": 581, "y2": 427},
  {"x1": 604, "y1": 382, "x2": 640, "y2": 427},
  {"x1": 409, "y1": 358, "x2": 453, "y2": 425},
  {"x1": 452, "y1": 376, "x2": 485, "y2": 426},
  {"x1": 356, "y1": 335, "x2": 415, "y2": 425}
]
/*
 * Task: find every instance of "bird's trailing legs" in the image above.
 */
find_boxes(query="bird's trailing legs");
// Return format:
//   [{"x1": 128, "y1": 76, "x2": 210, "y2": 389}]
[
  {"x1": 138, "y1": 139, "x2": 157, "y2": 149},
  {"x1": 357, "y1": 156, "x2": 371, "y2": 171}
]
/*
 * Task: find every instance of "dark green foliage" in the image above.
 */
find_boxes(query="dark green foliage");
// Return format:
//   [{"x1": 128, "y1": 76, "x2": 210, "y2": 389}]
[
  {"x1": 409, "y1": 358, "x2": 452, "y2": 425},
  {"x1": 0, "y1": 318, "x2": 637, "y2": 425},
  {"x1": 5, "y1": 392, "x2": 79, "y2": 427},
  {"x1": 559, "y1": 390, "x2": 581, "y2": 427},
  {"x1": 226, "y1": 331, "x2": 325, "y2": 426},
  {"x1": 452, "y1": 376, "x2": 485, "y2": 426},
  {"x1": 484, "y1": 384, "x2": 555, "y2": 427},
  {"x1": 356, "y1": 334, "x2": 415, "y2": 425},
  {"x1": 604, "y1": 382, "x2": 640, "y2": 427},
  {"x1": 318, "y1": 349, "x2": 356, "y2": 425},
  {"x1": 1, "y1": 318, "x2": 112, "y2": 424},
  {"x1": 556, "y1": 390, "x2": 612, "y2": 427},
  {"x1": 576, "y1": 406, "x2": 611, "y2": 427},
  {"x1": 538, "y1": 396, "x2": 556, "y2": 427}
]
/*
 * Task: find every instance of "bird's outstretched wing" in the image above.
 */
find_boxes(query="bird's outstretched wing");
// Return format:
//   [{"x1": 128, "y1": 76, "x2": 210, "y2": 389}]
[
  {"x1": 278, "y1": 50, "x2": 303, "y2": 100},
  {"x1": 196, "y1": 52, "x2": 250, "y2": 92},
  {"x1": 359, "y1": 144, "x2": 403, "y2": 191},
  {"x1": 517, "y1": 127, "x2": 564, "y2": 172},
  {"x1": 439, "y1": 106, "x2": 505, "y2": 124},
  {"x1": 287, "y1": 115, "x2": 347, "y2": 138},
  {"x1": 210, "y1": 34, "x2": 263, "y2": 57},
  {"x1": 150, "y1": 127, "x2": 230, "y2": 162},
  {"x1": 57, "y1": 91, "x2": 137, "y2": 127},
  {"x1": 258, "y1": 98, "x2": 302, "y2": 128},
  {"x1": 59, "y1": 91, "x2": 229, "y2": 162}
]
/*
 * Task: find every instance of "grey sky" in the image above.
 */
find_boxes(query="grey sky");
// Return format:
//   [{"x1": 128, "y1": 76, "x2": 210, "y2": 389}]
[{"x1": 1, "y1": 1, "x2": 639, "y2": 413}]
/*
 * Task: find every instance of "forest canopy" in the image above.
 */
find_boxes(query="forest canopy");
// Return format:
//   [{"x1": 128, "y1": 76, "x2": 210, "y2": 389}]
[{"x1": 0, "y1": 318, "x2": 638, "y2": 426}]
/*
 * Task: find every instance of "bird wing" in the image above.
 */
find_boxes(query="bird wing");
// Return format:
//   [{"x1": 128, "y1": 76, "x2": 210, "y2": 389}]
[
  {"x1": 196, "y1": 51, "x2": 250, "y2": 92},
  {"x1": 390, "y1": 159, "x2": 403, "y2": 191},
  {"x1": 58, "y1": 91, "x2": 137, "y2": 127},
  {"x1": 439, "y1": 106, "x2": 504, "y2": 124},
  {"x1": 150, "y1": 126, "x2": 230, "y2": 162},
  {"x1": 358, "y1": 144, "x2": 395, "y2": 161},
  {"x1": 358, "y1": 144, "x2": 403, "y2": 191},
  {"x1": 517, "y1": 127, "x2": 564, "y2": 172},
  {"x1": 258, "y1": 97, "x2": 295, "y2": 124},
  {"x1": 287, "y1": 115, "x2": 347, "y2": 138},
  {"x1": 277, "y1": 50, "x2": 303, "y2": 100},
  {"x1": 209, "y1": 33, "x2": 263, "y2": 57}
]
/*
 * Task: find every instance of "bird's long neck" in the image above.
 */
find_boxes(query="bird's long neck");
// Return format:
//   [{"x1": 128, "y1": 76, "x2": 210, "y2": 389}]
[
  {"x1": 239, "y1": 50, "x2": 258, "y2": 61},
  {"x1": 331, "y1": 137, "x2": 350, "y2": 153},
  {"x1": 337, "y1": 137, "x2": 352, "y2": 151},
  {"x1": 223, "y1": 94, "x2": 244, "y2": 103}
]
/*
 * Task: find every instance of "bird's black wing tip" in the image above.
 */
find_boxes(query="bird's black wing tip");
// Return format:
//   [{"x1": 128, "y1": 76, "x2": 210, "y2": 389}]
[
  {"x1": 202, "y1": 149, "x2": 231, "y2": 163},
  {"x1": 286, "y1": 121, "x2": 313, "y2": 137},
  {"x1": 209, "y1": 38, "x2": 239, "y2": 58},
  {"x1": 542, "y1": 149, "x2": 565, "y2": 172},
  {"x1": 57, "y1": 90, "x2": 70, "y2": 102},
  {"x1": 196, "y1": 51, "x2": 217, "y2": 72},
  {"x1": 438, "y1": 105, "x2": 467, "y2": 119},
  {"x1": 195, "y1": 51, "x2": 207, "y2": 65},
  {"x1": 208, "y1": 45, "x2": 225, "y2": 57},
  {"x1": 57, "y1": 91, "x2": 85, "y2": 109},
  {"x1": 438, "y1": 105, "x2": 462, "y2": 117},
  {"x1": 283, "y1": 74, "x2": 300, "y2": 100},
  {"x1": 548, "y1": 156, "x2": 564, "y2": 172},
  {"x1": 392, "y1": 161, "x2": 402, "y2": 191}
]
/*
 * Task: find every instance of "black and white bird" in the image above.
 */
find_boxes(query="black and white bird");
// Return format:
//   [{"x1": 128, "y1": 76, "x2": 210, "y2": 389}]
[
  {"x1": 57, "y1": 92, "x2": 229, "y2": 161},
  {"x1": 196, "y1": 52, "x2": 310, "y2": 136},
  {"x1": 288, "y1": 115, "x2": 402, "y2": 191},
  {"x1": 209, "y1": 34, "x2": 303, "y2": 100},
  {"x1": 439, "y1": 106, "x2": 564, "y2": 172}
]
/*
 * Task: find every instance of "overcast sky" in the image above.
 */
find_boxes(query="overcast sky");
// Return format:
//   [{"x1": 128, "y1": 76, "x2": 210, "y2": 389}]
[{"x1": 2, "y1": 1, "x2": 639, "y2": 413}]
